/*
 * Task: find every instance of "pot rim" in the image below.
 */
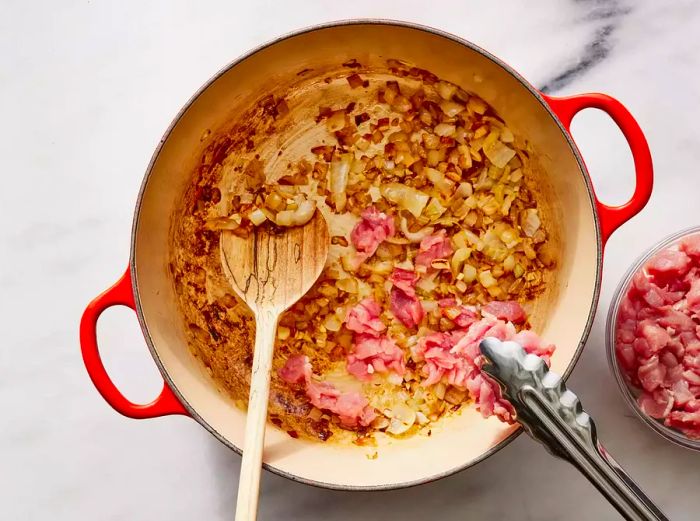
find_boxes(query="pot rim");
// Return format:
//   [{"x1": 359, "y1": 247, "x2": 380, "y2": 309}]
[{"x1": 129, "y1": 18, "x2": 602, "y2": 491}]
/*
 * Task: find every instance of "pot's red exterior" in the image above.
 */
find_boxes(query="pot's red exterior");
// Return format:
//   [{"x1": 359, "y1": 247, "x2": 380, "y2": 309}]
[
  {"x1": 542, "y1": 93, "x2": 653, "y2": 246},
  {"x1": 79, "y1": 268, "x2": 188, "y2": 418}
]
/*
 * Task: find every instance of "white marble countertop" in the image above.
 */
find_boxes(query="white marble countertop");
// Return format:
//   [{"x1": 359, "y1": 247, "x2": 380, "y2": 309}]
[{"x1": 2, "y1": 0, "x2": 699, "y2": 519}]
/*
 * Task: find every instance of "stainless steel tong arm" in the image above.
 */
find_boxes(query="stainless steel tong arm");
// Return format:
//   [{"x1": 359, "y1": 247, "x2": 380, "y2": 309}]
[{"x1": 479, "y1": 338, "x2": 668, "y2": 521}]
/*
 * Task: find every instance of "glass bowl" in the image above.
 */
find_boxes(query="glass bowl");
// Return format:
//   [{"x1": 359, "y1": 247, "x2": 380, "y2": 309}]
[{"x1": 606, "y1": 226, "x2": 700, "y2": 451}]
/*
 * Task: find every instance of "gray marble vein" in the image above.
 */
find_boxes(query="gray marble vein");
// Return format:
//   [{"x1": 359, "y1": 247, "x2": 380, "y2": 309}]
[{"x1": 540, "y1": 0, "x2": 629, "y2": 93}]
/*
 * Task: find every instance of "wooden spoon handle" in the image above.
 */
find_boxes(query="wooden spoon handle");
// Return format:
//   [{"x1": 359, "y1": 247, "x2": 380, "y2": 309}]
[{"x1": 234, "y1": 308, "x2": 279, "y2": 521}]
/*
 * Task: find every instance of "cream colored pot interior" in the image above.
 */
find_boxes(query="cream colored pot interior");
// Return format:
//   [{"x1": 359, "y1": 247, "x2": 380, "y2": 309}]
[{"x1": 132, "y1": 22, "x2": 599, "y2": 489}]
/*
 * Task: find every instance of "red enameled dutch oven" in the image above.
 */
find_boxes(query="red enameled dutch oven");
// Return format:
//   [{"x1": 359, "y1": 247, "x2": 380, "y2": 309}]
[{"x1": 80, "y1": 20, "x2": 652, "y2": 490}]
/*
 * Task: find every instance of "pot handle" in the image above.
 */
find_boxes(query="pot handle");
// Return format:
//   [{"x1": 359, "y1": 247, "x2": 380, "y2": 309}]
[
  {"x1": 79, "y1": 267, "x2": 189, "y2": 418},
  {"x1": 542, "y1": 93, "x2": 653, "y2": 246}
]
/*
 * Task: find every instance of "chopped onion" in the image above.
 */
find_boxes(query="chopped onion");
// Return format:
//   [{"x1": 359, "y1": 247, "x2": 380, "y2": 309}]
[
  {"x1": 400, "y1": 216, "x2": 434, "y2": 243},
  {"x1": 451, "y1": 199, "x2": 471, "y2": 219},
  {"x1": 464, "y1": 229, "x2": 484, "y2": 250},
  {"x1": 436, "y1": 81, "x2": 457, "y2": 100},
  {"x1": 500, "y1": 126, "x2": 515, "y2": 143},
  {"x1": 275, "y1": 199, "x2": 316, "y2": 227},
  {"x1": 205, "y1": 216, "x2": 241, "y2": 231},
  {"x1": 434, "y1": 382, "x2": 447, "y2": 400},
  {"x1": 425, "y1": 168, "x2": 455, "y2": 195},
  {"x1": 426, "y1": 148, "x2": 446, "y2": 167},
  {"x1": 439, "y1": 100, "x2": 465, "y2": 117},
  {"x1": 275, "y1": 185, "x2": 296, "y2": 198},
  {"x1": 479, "y1": 270, "x2": 498, "y2": 288},
  {"x1": 393, "y1": 95, "x2": 412, "y2": 113},
  {"x1": 368, "y1": 185, "x2": 382, "y2": 203},
  {"x1": 521, "y1": 208, "x2": 541, "y2": 237},
  {"x1": 434, "y1": 123, "x2": 456, "y2": 137},
  {"x1": 444, "y1": 386, "x2": 467, "y2": 405},
  {"x1": 387, "y1": 373, "x2": 403, "y2": 386},
  {"x1": 326, "y1": 110, "x2": 346, "y2": 131},
  {"x1": 351, "y1": 157, "x2": 365, "y2": 174},
  {"x1": 501, "y1": 193, "x2": 516, "y2": 215},
  {"x1": 473, "y1": 168, "x2": 494, "y2": 191},
  {"x1": 323, "y1": 315, "x2": 342, "y2": 332},
  {"x1": 341, "y1": 253, "x2": 360, "y2": 273},
  {"x1": 482, "y1": 197, "x2": 499, "y2": 215},
  {"x1": 454, "y1": 181, "x2": 473, "y2": 199},
  {"x1": 336, "y1": 277, "x2": 358, "y2": 293},
  {"x1": 467, "y1": 97, "x2": 488, "y2": 115},
  {"x1": 483, "y1": 132, "x2": 516, "y2": 168},
  {"x1": 463, "y1": 210, "x2": 477, "y2": 226},
  {"x1": 265, "y1": 192, "x2": 285, "y2": 211},
  {"x1": 499, "y1": 226, "x2": 520, "y2": 248},
  {"x1": 457, "y1": 144, "x2": 472, "y2": 169},
  {"x1": 454, "y1": 127, "x2": 468, "y2": 144},
  {"x1": 452, "y1": 230, "x2": 468, "y2": 250},
  {"x1": 421, "y1": 300, "x2": 438, "y2": 313},
  {"x1": 483, "y1": 241, "x2": 508, "y2": 262},
  {"x1": 381, "y1": 183, "x2": 429, "y2": 218},
  {"x1": 514, "y1": 263, "x2": 525, "y2": 278},
  {"x1": 386, "y1": 403, "x2": 416, "y2": 435},
  {"x1": 395, "y1": 260, "x2": 413, "y2": 273},
  {"x1": 423, "y1": 197, "x2": 447, "y2": 222},
  {"x1": 416, "y1": 272, "x2": 438, "y2": 293},
  {"x1": 416, "y1": 411, "x2": 430, "y2": 425},
  {"x1": 462, "y1": 263, "x2": 477, "y2": 282},
  {"x1": 423, "y1": 133, "x2": 440, "y2": 150},
  {"x1": 249, "y1": 207, "x2": 267, "y2": 226},
  {"x1": 451, "y1": 247, "x2": 471, "y2": 276},
  {"x1": 330, "y1": 154, "x2": 351, "y2": 212},
  {"x1": 370, "y1": 260, "x2": 393, "y2": 275}
]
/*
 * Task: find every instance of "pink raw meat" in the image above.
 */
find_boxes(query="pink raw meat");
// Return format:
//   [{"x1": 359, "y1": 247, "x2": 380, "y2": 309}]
[
  {"x1": 415, "y1": 230, "x2": 453, "y2": 267},
  {"x1": 638, "y1": 389, "x2": 674, "y2": 419},
  {"x1": 278, "y1": 354, "x2": 312, "y2": 384},
  {"x1": 614, "y1": 233, "x2": 700, "y2": 438},
  {"x1": 389, "y1": 268, "x2": 418, "y2": 296},
  {"x1": 412, "y1": 316, "x2": 554, "y2": 423},
  {"x1": 638, "y1": 321, "x2": 671, "y2": 354},
  {"x1": 279, "y1": 355, "x2": 377, "y2": 428},
  {"x1": 482, "y1": 301, "x2": 527, "y2": 324},
  {"x1": 616, "y1": 342, "x2": 637, "y2": 372},
  {"x1": 346, "y1": 334, "x2": 405, "y2": 381},
  {"x1": 438, "y1": 298, "x2": 478, "y2": 327},
  {"x1": 345, "y1": 298, "x2": 386, "y2": 337},
  {"x1": 680, "y1": 235, "x2": 700, "y2": 259},
  {"x1": 638, "y1": 356, "x2": 667, "y2": 392},
  {"x1": 646, "y1": 249, "x2": 691, "y2": 277},
  {"x1": 350, "y1": 206, "x2": 395, "y2": 257},
  {"x1": 389, "y1": 268, "x2": 424, "y2": 328},
  {"x1": 390, "y1": 286, "x2": 425, "y2": 328},
  {"x1": 658, "y1": 308, "x2": 695, "y2": 333},
  {"x1": 687, "y1": 278, "x2": 700, "y2": 313}
]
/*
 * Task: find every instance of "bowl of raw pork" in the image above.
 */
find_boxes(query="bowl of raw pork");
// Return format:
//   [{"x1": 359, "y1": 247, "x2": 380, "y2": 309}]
[{"x1": 608, "y1": 227, "x2": 700, "y2": 449}]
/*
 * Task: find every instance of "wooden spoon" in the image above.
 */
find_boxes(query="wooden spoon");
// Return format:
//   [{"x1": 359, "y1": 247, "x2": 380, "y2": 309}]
[{"x1": 220, "y1": 210, "x2": 329, "y2": 521}]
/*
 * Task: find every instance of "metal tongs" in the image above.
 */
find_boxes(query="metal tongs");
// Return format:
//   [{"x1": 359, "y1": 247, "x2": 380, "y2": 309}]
[{"x1": 479, "y1": 338, "x2": 669, "y2": 521}]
